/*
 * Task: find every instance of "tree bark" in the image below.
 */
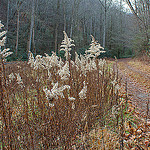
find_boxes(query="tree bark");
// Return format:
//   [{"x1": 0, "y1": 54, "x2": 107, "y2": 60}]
[
  {"x1": 32, "y1": 26, "x2": 36, "y2": 55},
  {"x1": 55, "y1": 24, "x2": 58, "y2": 53},
  {"x1": 103, "y1": 8, "x2": 106, "y2": 48},
  {"x1": 54, "y1": 0, "x2": 60, "y2": 53},
  {"x1": 70, "y1": 5, "x2": 74, "y2": 38},
  {"x1": 6, "y1": 0, "x2": 10, "y2": 46},
  {"x1": 63, "y1": 1, "x2": 66, "y2": 31},
  {"x1": 98, "y1": 0, "x2": 112, "y2": 48},
  {"x1": 27, "y1": 0, "x2": 35, "y2": 55},
  {"x1": 15, "y1": 10, "x2": 19, "y2": 57},
  {"x1": 6, "y1": 0, "x2": 9, "y2": 32}
]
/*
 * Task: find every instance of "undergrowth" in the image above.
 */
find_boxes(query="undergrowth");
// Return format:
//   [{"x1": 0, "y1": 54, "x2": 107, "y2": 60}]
[{"x1": 0, "y1": 21, "x2": 150, "y2": 149}]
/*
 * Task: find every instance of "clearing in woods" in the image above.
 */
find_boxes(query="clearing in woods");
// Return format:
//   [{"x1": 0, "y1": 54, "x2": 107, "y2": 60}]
[{"x1": 114, "y1": 58, "x2": 150, "y2": 118}]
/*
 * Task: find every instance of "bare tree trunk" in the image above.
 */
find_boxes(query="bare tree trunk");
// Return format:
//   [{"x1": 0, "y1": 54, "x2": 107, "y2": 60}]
[
  {"x1": 99, "y1": 11, "x2": 103, "y2": 42},
  {"x1": 63, "y1": 1, "x2": 66, "y2": 31},
  {"x1": 6, "y1": 0, "x2": 10, "y2": 46},
  {"x1": 82, "y1": 16, "x2": 86, "y2": 46},
  {"x1": 54, "y1": 0, "x2": 60, "y2": 53},
  {"x1": 70, "y1": 1, "x2": 75, "y2": 38},
  {"x1": 6, "y1": 0, "x2": 9, "y2": 31},
  {"x1": 15, "y1": 10, "x2": 19, "y2": 57},
  {"x1": 98, "y1": 0, "x2": 112, "y2": 47},
  {"x1": 103, "y1": 8, "x2": 106, "y2": 48},
  {"x1": 70, "y1": 14, "x2": 73, "y2": 38},
  {"x1": 70, "y1": 23, "x2": 73, "y2": 38},
  {"x1": 27, "y1": 0, "x2": 35, "y2": 55},
  {"x1": 134, "y1": 0, "x2": 137, "y2": 14},
  {"x1": 90, "y1": 17, "x2": 93, "y2": 35},
  {"x1": 55, "y1": 24, "x2": 58, "y2": 53},
  {"x1": 109, "y1": 14, "x2": 113, "y2": 50},
  {"x1": 120, "y1": 0, "x2": 123, "y2": 56},
  {"x1": 32, "y1": 26, "x2": 36, "y2": 55}
]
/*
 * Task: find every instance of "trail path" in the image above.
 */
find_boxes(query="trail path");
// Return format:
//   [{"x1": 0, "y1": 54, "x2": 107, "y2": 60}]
[{"x1": 116, "y1": 58, "x2": 150, "y2": 118}]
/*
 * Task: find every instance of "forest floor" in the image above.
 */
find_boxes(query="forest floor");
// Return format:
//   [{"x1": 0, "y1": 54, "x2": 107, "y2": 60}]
[
  {"x1": 87, "y1": 58, "x2": 150, "y2": 149},
  {"x1": 2, "y1": 58, "x2": 150, "y2": 149},
  {"x1": 4, "y1": 58, "x2": 150, "y2": 117},
  {"x1": 115, "y1": 58, "x2": 150, "y2": 118}
]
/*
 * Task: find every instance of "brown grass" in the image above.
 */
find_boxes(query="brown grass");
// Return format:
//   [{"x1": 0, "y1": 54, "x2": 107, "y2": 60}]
[{"x1": 0, "y1": 58, "x2": 123, "y2": 149}]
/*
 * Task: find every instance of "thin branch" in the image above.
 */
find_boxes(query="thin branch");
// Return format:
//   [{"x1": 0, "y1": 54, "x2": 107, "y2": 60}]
[
  {"x1": 98, "y1": 0, "x2": 105, "y2": 8},
  {"x1": 126, "y1": 0, "x2": 143, "y2": 22},
  {"x1": 107, "y1": 0, "x2": 112, "y2": 10}
]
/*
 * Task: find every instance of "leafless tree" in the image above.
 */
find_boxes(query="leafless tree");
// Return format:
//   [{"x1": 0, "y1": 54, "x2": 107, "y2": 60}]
[{"x1": 126, "y1": 0, "x2": 150, "y2": 43}]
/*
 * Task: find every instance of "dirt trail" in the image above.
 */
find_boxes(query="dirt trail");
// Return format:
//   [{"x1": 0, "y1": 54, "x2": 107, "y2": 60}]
[{"x1": 116, "y1": 58, "x2": 150, "y2": 118}]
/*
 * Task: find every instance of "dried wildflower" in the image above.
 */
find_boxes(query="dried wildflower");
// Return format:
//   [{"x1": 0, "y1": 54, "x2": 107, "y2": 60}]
[
  {"x1": 9, "y1": 73, "x2": 15, "y2": 82},
  {"x1": 0, "y1": 31, "x2": 7, "y2": 38},
  {"x1": 43, "y1": 52, "x2": 59, "y2": 68},
  {"x1": 36, "y1": 76, "x2": 41, "y2": 82},
  {"x1": 34, "y1": 55, "x2": 45, "y2": 70},
  {"x1": 47, "y1": 70, "x2": 51, "y2": 79},
  {"x1": 58, "y1": 57, "x2": 64, "y2": 68},
  {"x1": 85, "y1": 35, "x2": 105, "y2": 58},
  {"x1": 15, "y1": 73, "x2": 23, "y2": 85},
  {"x1": 99, "y1": 70, "x2": 102, "y2": 75},
  {"x1": 85, "y1": 59, "x2": 97, "y2": 71},
  {"x1": 0, "y1": 21, "x2": 4, "y2": 29},
  {"x1": 80, "y1": 54, "x2": 87, "y2": 74},
  {"x1": 42, "y1": 54, "x2": 52, "y2": 68},
  {"x1": 0, "y1": 22, "x2": 13, "y2": 59},
  {"x1": 2, "y1": 52, "x2": 13, "y2": 59},
  {"x1": 28, "y1": 51, "x2": 35, "y2": 67},
  {"x1": 115, "y1": 84, "x2": 120, "y2": 94},
  {"x1": 49, "y1": 52, "x2": 59, "y2": 67},
  {"x1": 91, "y1": 105, "x2": 98, "y2": 108},
  {"x1": 114, "y1": 56, "x2": 118, "y2": 61},
  {"x1": 0, "y1": 48, "x2": 9, "y2": 55},
  {"x1": 0, "y1": 36, "x2": 6, "y2": 47},
  {"x1": 72, "y1": 102, "x2": 75, "y2": 110},
  {"x1": 79, "y1": 81, "x2": 87, "y2": 99},
  {"x1": 85, "y1": 62, "x2": 90, "y2": 71},
  {"x1": 17, "y1": 66, "x2": 21, "y2": 69},
  {"x1": 58, "y1": 61, "x2": 70, "y2": 80},
  {"x1": 6, "y1": 79, "x2": 9, "y2": 85},
  {"x1": 91, "y1": 59, "x2": 97, "y2": 70},
  {"x1": 43, "y1": 82, "x2": 70, "y2": 100},
  {"x1": 68, "y1": 97, "x2": 75, "y2": 101},
  {"x1": 49, "y1": 103, "x2": 54, "y2": 107},
  {"x1": 60, "y1": 31, "x2": 75, "y2": 60},
  {"x1": 75, "y1": 52, "x2": 81, "y2": 67},
  {"x1": 81, "y1": 112, "x2": 87, "y2": 121},
  {"x1": 0, "y1": 48, "x2": 13, "y2": 59},
  {"x1": 111, "y1": 80, "x2": 117, "y2": 86},
  {"x1": 0, "y1": 22, "x2": 6, "y2": 47},
  {"x1": 98, "y1": 59, "x2": 106, "y2": 68},
  {"x1": 71, "y1": 60, "x2": 75, "y2": 66},
  {"x1": 112, "y1": 105, "x2": 120, "y2": 118}
]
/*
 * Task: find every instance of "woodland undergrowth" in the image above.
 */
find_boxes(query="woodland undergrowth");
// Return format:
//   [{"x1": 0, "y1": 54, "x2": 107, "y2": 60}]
[{"x1": 0, "y1": 21, "x2": 150, "y2": 149}]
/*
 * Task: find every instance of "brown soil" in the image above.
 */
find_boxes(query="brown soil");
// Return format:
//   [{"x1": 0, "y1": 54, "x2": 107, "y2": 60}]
[{"x1": 116, "y1": 58, "x2": 150, "y2": 118}]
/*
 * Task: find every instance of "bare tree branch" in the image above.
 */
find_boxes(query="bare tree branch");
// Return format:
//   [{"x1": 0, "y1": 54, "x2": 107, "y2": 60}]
[{"x1": 98, "y1": 0, "x2": 105, "y2": 8}]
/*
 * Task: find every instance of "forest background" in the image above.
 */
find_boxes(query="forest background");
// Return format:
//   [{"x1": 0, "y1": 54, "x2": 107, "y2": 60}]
[{"x1": 0, "y1": 0, "x2": 149, "y2": 61}]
